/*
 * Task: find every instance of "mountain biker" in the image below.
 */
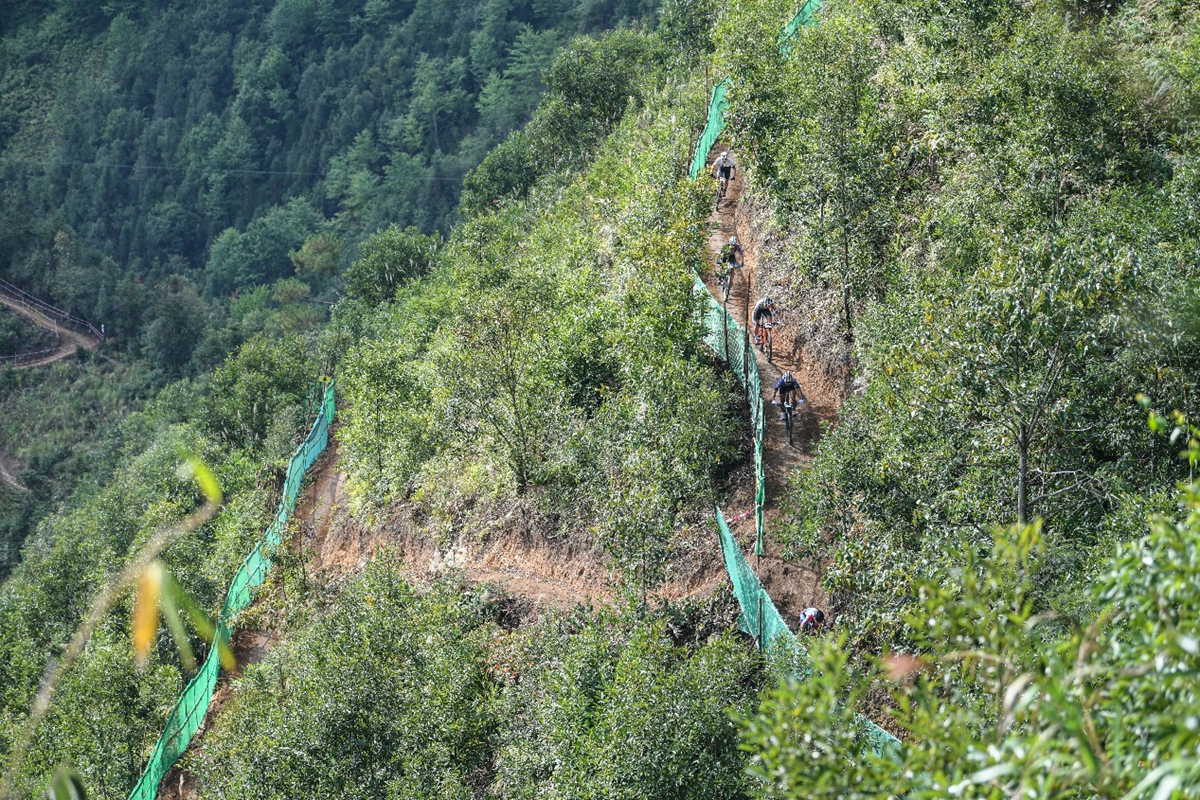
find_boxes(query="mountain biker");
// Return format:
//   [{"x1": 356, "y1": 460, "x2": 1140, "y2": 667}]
[
  {"x1": 772, "y1": 371, "x2": 803, "y2": 419},
  {"x1": 720, "y1": 236, "x2": 744, "y2": 268},
  {"x1": 711, "y1": 151, "x2": 736, "y2": 186},
  {"x1": 797, "y1": 607, "x2": 825, "y2": 633},
  {"x1": 752, "y1": 296, "x2": 776, "y2": 347}
]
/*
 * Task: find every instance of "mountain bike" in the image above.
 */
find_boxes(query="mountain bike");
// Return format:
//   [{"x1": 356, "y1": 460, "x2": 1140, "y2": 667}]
[
  {"x1": 718, "y1": 263, "x2": 732, "y2": 302},
  {"x1": 714, "y1": 170, "x2": 732, "y2": 210},
  {"x1": 755, "y1": 320, "x2": 774, "y2": 362},
  {"x1": 774, "y1": 398, "x2": 803, "y2": 447},
  {"x1": 717, "y1": 261, "x2": 741, "y2": 303}
]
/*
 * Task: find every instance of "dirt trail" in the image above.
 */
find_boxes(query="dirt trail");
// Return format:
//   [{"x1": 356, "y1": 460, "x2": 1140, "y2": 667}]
[
  {"x1": 0, "y1": 293, "x2": 100, "y2": 368},
  {"x1": 294, "y1": 439, "x2": 728, "y2": 610},
  {"x1": 0, "y1": 451, "x2": 26, "y2": 491},
  {"x1": 155, "y1": 151, "x2": 844, "y2": 800},
  {"x1": 700, "y1": 147, "x2": 832, "y2": 621}
]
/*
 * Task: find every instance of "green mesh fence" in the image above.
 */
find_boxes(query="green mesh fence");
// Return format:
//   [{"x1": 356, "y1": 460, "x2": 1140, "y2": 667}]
[
  {"x1": 779, "y1": 0, "x2": 820, "y2": 48},
  {"x1": 692, "y1": 0, "x2": 901, "y2": 763},
  {"x1": 688, "y1": 79, "x2": 730, "y2": 181},
  {"x1": 693, "y1": 276, "x2": 766, "y2": 554},
  {"x1": 715, "y1": 503, "x2": 900, "y2": 761},
  {"x1": 125, "y1": 381, "x2": 336, "y2": 800},
  {"x1": 715, "y1": 506, "x2": 795, "y2": 654}
]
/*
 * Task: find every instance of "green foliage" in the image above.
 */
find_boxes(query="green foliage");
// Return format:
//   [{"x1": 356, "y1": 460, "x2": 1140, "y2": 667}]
[
  {"x1": 720, "y1": 1, "x2": 897, "y2": 331},
  {"x1": 195, "y1": 568, "x2": 495, "y2": 799},
  {"x1": 206, "y1": 199, "x2": 323, "y2": 299},
  {"x1": 0, "y1": 308, "x2": 58, "y2": 356},
  {"x1": 460, "y1": 29, "x2": 667, "y2": 214},
  {"x1": 0, "y1": 358, "x2": 160, "y2": 573},
  {"x1": 196, "y1": 563, "x2": 760, "y2": 800},
  {"x1": 288, "y1": 232, "x2": 342, "y2": 278},
  {"x1": 657, "y1": 0, "x2": 717, "y2": 65},
  {"x1": 744, "y1": 463, "x2": 1200, "y2": 797},
  {"x1": 494, "y1": 621, "x2": 760, "y2": 798},
  {"x1": 0, "y1": 419, "x2": 272, "y2": 798},
  {"x1": 341, "y1": 73, "x2": 734, "y2": 591},
  {"x1": 729, "y1": 0, "x2": 1200, "y2": 648},
  {"x1": 342, "y1": 225, "x2": 441, "y2": 307},
  {"x1": 141, "y1": 275, "x2": 207, "y2": 375},
  {"x1": 201, "y1": 333, "x2": 317, "y2": 451}
]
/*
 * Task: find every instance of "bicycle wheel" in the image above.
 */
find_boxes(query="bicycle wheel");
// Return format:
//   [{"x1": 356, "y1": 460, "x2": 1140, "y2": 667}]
[
  {"x1": 766, "y1": 330, "x2": 773, "y2": 362},
  {"x1": 722, "y1": 275, "x2": 731, "y2": 302},
  {"x1": 785, "y1": 410, "x2": 793, "y2": 446}
]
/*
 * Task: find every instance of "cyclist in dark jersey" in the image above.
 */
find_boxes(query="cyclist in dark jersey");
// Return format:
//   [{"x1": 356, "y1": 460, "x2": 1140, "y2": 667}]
[
  {"x1": 721, "y1": 236, "x2": 744, "y2": 267},
  {"x1": 773, "y1": 371, "x2": 803, "y2": 419},
  {"x1": 752, "y1": 296, "x2": 776, "y2": 347}
]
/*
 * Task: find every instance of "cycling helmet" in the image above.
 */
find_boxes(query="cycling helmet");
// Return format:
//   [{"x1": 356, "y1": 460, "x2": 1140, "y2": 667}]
[
  {"x1": 764, "y1": 296, "x2": 774, "y2": 304},
  {"x1": 783, "y1": 370, "x2": 793, "y2": 380},
  {"x1": 720, "y1": 151, "x2": 728, "y2": 157},
  {"x1": 730, "y1": 236, "x2": 738, "y2": 244}
]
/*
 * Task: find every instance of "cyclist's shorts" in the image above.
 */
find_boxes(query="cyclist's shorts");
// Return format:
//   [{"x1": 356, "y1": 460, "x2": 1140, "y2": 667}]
[
  {"x1": 753, "y1": 308, "x2": 773, "y2": 323},
  {"x1": 718, "y1": 165, "x2": 733, "y2": 179}
]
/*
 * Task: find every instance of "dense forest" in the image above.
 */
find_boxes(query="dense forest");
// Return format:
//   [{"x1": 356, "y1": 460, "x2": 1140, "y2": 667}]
[
  {"x1": 1, "y1": 0, "x2": 1199, "y2": 797},
  {"x1": 0, "y1": 0, "x2": 654, "y2": 569}
]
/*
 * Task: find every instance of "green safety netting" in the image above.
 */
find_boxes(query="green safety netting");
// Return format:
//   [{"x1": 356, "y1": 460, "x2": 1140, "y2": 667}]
[
  {"x1": 693, "y1": 276, "x2": 767, "y2": 554},
  {"x1": 715, "y1": 504, "x2": 900, "y2": 759},
  {"x1": 688, "y1": 79, "x2": 730, "y2": 181},
  {"x1": 125, "y1": 381, "x2": 336, "y2": 800},
  {"x1": 691, "y1": 0, "x2": 902, "y2": 762},
  {"x1": 715, "y1": 506, "x2": 795, "y2": 654},
  {"x1": 778, "y1": 0, "x2": 820, "y2": 48}
]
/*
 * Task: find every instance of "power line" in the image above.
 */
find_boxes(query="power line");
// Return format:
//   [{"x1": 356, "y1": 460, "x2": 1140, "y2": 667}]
[{"x1": 0, "y1": 155, "x2": 469, "y2": 181}]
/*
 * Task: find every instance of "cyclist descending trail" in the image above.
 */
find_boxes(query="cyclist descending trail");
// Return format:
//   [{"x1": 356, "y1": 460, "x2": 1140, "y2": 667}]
[{"x1": 697, "y1": 144, "x2": 840, "y2": 620}]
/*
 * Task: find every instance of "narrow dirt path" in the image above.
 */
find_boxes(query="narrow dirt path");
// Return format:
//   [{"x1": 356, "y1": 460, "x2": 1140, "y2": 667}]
[
  {"x1": 0, "y1": 452, "x2": 26, "y2": 492},
  {"x1": 699, "y1": 146, "x2": 832, "y2": 621},
  {"x1": 0, "y1": 293, "x2": 100, "y2": 368}
]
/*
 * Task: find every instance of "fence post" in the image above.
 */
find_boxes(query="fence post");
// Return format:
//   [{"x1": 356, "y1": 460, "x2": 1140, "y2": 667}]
[
  {"x1": 742, "y1": 288, "x2": 751, "y2": 391},
  {"x1": 757, "y1": 593, "x2": 764, "y2": 653},
  {"x1": 722, "y1": 300, "x2": 729, "y2": 363}
]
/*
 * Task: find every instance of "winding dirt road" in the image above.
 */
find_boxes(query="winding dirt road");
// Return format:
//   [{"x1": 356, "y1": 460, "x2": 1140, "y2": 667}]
[{"x1": 0, "y1": 292, "x2": 100, "y2": 368}]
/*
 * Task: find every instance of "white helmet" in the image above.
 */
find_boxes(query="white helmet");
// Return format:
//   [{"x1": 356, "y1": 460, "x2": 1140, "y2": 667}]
[
  {"x1": 730, "y1": 236, "x2": 738, "y2": 244},
  {"x1": 720, "y1": 151, "x2": 728, "y2": 157}
]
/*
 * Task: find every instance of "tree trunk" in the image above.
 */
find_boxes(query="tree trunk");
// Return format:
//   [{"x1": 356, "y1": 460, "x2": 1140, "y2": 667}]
[
  {"x1": 843, "y1": 284, "x2": 853, "y2": 338},
  {"x1": 1017, "y1": 425, "x2": 1029, "y2": 526}
]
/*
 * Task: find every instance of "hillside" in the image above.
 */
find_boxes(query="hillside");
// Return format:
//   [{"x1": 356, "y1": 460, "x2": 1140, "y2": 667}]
[
  {"x1": 0, "y1": 0, "x2": 653, "y2": 596},
  {"x1": 2, "y1": 0, "x2": 1200, "y2": 798}
]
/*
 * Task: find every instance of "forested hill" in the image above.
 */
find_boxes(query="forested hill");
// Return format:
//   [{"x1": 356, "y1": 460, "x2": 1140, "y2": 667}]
[
  {"x1": 0, "y1": 0, "x2": 652, "y2": 357},
  {"x1": 0, "y1": 0, "x2": 656, "y2": 575},
  {"x1": 3, "y1": 0, "x2": 1200, "y2": 798}
]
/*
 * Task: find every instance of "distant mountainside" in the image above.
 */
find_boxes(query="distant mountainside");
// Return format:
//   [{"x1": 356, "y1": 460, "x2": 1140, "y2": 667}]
[{"x1": 0, "y1": 0, "x2": 655, "y2": 356}]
